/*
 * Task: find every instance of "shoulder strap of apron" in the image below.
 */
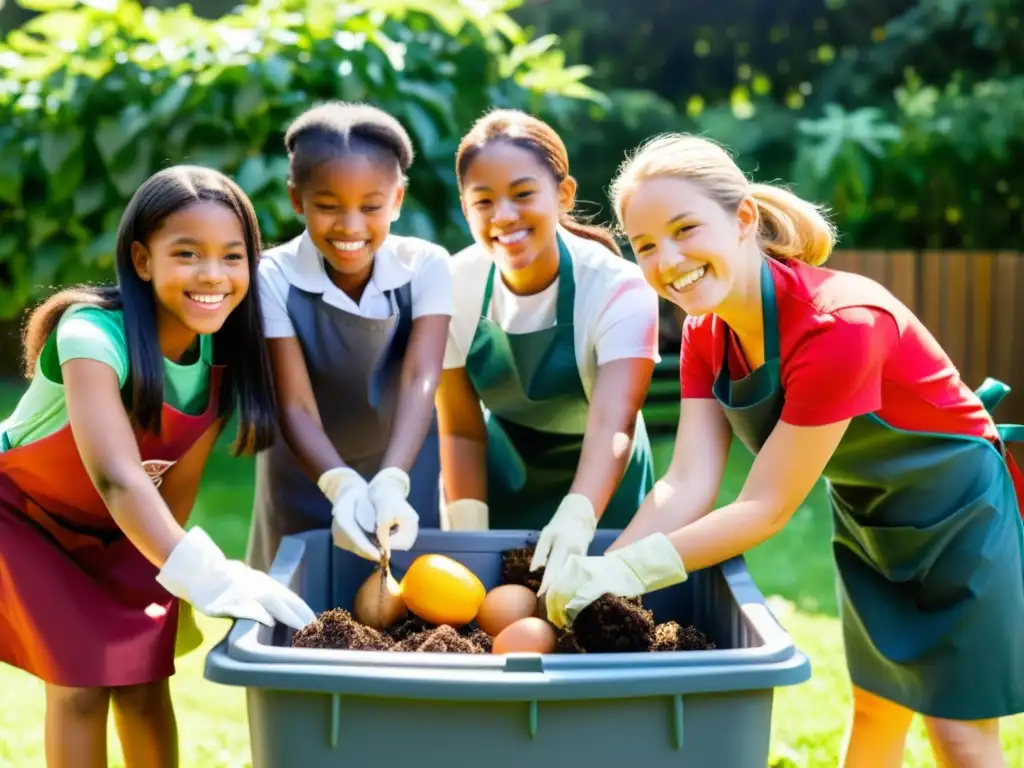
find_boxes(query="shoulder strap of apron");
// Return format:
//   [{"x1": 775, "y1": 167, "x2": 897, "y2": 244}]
[
  {"x1": 761, "y1": 257, "x2": 780, "y2": 361},
  {"x1": 199, "y1": 332, "x2": 214, "y2": 364},
  {"x1": 480, "y1": 234, "x2": 576, "y2": 324},
  {"x1": 368, "y1": 283, "x2": 414, "y2": 409},
  {"x1": 974, "y1": 376, "x2": 1024, "y2": 444},
  {"x1": 716, "y1": 257, "x2": 781, "y2": 371}
]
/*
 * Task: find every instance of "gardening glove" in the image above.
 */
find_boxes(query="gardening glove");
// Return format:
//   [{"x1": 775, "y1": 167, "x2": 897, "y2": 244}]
[
  {"x1": 530, "y1": 493, "x2": 598, "y2": 596},
  {"x1": 441, "y1": 499, "x2": 489, "y2": 531},
  {"x1": 367, "y1": 466, "x2": 420, "y2": 553},
  {"x1": 157, "y1": 526, "x2": 315, "y2": 630},
  {"x1": 319, "y1": 466, "x2": 381, "y2": 561},
  {"x1": 543, "y1": 532, "x2": 688, "y2": 629}
]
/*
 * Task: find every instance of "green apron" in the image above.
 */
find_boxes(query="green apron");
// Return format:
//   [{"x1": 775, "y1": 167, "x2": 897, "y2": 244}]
[
  {"x1": 463, "y1": 234, "x2": 654, "y2": 531},
  {"x1": 713, "y1": 258, "x2": 1024, "y2": 720}
]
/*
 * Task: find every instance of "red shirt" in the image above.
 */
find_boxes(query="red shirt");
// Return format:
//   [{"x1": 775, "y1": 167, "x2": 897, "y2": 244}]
[{"x1": 680, "y1": 256, "x2": 999, "y2": 442}]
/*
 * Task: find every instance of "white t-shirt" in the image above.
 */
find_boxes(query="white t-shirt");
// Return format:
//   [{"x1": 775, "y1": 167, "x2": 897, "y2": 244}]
[
  {"x1": 443, "y1": 227, "x2": 661, "y2": 398},
  {"x1": 259, "y1": 231, "x2": 454, "y2": 338}
]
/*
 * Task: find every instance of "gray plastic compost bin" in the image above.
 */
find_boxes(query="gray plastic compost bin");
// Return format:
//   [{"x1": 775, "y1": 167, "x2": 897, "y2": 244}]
[{"x1": 204, "y1": 529, "x2": 811, "y2": 768}]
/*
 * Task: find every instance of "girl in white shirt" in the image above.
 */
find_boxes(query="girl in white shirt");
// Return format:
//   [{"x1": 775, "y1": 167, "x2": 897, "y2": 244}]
[
  {"x1": 246, "y1": 102, "x2": 454, "y2": 571},
  {"x1": 436, "y1": 109, "x2": 661, "y2": 591}
]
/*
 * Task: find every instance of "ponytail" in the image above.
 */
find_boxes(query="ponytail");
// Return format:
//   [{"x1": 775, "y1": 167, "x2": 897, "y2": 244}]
[
  {"x1": 611, "y1": 133, "x2": 838, "y2": 267},
  {"x1": 749, "y1": 183, "x2": 836, "y2": 266},
  {"x1": 22, "y1": 285, "x2": 121, "y2": 378},
  {"x1": 558, "y1": 212, "x2": 623, "y2": 257}
]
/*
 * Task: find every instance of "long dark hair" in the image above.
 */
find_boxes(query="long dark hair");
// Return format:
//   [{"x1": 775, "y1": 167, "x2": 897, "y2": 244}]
[
  {"x1": 21, "y1": 165, "x2": 277, "y2": 456},
  {"x1": 455, "y1": 109, "x2": 622, "y2": 257}
]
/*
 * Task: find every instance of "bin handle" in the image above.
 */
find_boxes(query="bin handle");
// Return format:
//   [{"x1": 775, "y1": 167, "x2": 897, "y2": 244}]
[{"x1": 503, "y1": 653, "x2": 545, "y2": 673}]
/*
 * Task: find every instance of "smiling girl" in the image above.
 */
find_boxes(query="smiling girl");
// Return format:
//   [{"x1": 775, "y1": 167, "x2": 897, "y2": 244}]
[
  {"x1": 246, "y1": 102, "x2": 454, "y2": 571},
  {"x1": 0, "y1": 166, "x2": 314, "y2": 767},
  {"x1": 435, "y1": 109, "x2": 661, "y2": 591}
]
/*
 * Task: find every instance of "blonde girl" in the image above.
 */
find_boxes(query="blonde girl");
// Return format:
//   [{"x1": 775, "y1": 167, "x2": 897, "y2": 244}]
[{"x1": 543, "y1": 133, "x2": 1024, "y2": 768}]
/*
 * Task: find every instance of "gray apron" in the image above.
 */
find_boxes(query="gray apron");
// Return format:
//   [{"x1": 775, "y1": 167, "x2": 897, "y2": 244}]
[{"x1": 246, "y1": 282, "x2": 441, "y2": 572}]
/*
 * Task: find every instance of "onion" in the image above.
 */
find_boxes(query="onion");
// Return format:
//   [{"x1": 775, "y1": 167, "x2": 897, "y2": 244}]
[{"x1": 353, "y1": 562, "x2": 407, "y2": 630}]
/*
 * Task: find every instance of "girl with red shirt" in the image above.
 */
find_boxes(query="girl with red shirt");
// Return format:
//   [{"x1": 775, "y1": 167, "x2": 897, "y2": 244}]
[{"x1": 542, "y1": 134, "x2": 1024, "y2": 768}]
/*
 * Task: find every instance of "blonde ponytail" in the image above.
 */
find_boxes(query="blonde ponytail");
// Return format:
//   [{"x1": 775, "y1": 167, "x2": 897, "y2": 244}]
[
  {"x1": 611, "y1": 133, "x2": 837, "y2": 266},
  {"x1": 749, "y1": 183, "x2": 836, "y2": 266}
]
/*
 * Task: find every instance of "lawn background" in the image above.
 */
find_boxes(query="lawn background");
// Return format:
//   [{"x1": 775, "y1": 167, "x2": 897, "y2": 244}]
[{"x1": 0, "y1": 380, "x2": 1020, "y2": 767}]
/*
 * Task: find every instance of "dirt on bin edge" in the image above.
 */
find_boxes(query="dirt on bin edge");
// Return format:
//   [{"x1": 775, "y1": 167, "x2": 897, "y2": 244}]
[{"x1": 291, "y1": 544, "x2": 715, "y2": 654}]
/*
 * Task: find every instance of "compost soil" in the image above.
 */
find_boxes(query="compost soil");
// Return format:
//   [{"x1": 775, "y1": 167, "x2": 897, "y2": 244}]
[
  {"x1": 292, "y1": 611, "x2": 494, "y2": 653},
  {"x1": 291, "y1": 544, "x2": 714, "y2": 654}
]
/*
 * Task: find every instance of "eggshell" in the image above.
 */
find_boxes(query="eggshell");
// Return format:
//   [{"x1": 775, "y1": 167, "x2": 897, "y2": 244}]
[
  {"x1": 491, "y1": 617, "x2": 557, "y2": 655},
  {"x1": 476, "y1": 584, "x2": 540, "y2": 637}
]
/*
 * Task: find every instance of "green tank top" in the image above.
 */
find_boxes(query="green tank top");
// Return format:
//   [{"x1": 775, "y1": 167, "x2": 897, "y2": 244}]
[{"x1": 0, "y1": 305, "x2": 213, "y2": 451}]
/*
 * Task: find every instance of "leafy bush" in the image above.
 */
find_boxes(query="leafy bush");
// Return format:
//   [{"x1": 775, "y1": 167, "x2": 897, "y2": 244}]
[
  {"x1": 0, "y1": 0, "x2": 603, "y2": 320},
  {"x1": 518, "y1": 0, "x2": 1024, "y2": 252},
  {"x1": 792, "y1": 77, "x2": 1024, "y2": 250}
]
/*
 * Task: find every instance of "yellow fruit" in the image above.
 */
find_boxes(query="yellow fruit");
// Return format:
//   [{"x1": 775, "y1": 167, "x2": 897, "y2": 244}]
[{"x1": 400, "y1": 554, "x2": 486, "y2": 626}]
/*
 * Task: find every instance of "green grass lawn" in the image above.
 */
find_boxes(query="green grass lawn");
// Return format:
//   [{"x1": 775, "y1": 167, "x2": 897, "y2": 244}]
[{"x1": 0, "y1": 379, "x2": 1021, "y2": 766}]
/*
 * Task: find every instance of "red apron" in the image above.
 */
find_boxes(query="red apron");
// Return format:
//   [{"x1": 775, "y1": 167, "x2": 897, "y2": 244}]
[{"x1": 0, "y1": 366, "x2": 222, "y2": 688}]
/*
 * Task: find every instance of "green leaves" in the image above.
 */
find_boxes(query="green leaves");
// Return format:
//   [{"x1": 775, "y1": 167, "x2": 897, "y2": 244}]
[
  {"x1": 0, "y1": 0, "x2": 598, "y2": 320},
  {"x1": 16, "y1": 0, "x2": 79, "y2": 10},
  {"x1": 39, "y1": 126, "x2": 85, "y2": 201}
]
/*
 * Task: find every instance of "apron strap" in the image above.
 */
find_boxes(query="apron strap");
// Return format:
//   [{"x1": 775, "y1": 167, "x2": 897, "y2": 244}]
[
  {"x1": 368, "y1": 285, "x2": 413, "y2": 409},
  {"x1": 998, "y1": 424, "x2": 1024, "y2": 444},
  {"x1": 481, "y1": 263, "x2": 497, "y2": 318},
  {"x1": 554, "y1": 233, "x2": 576, "y2": 326},
  {"x1": 972, "y1": 378, "x2": 1023, "y2": 445},
  {"x1": 761, "y1": 258, "x2": 781, "y2": 362},
  {"x1": 479, "y1": 234, "x2": 577, "y2": 324},
  {"x1": 976, "y1": 377, "x2": 1011, "y2": 415},
  {"x1": 715, "y1": 257, "x2": 782, "y2": 375}
]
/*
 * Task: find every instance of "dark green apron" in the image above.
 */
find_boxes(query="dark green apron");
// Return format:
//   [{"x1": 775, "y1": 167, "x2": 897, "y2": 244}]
[
  {"x1": 463, "y1": 234, "x2": 654, "y2": 531},
  {"x1": 713, "y1": 258, "x2": 1024, "y2": 720}
]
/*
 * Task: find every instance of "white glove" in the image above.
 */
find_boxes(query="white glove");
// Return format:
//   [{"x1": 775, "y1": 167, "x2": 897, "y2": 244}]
[
  {"x1": 157, "y1": 527, "x2": 315, "y2": 630},
  {"x1": 367, "y1": 466, "x2": 419, "y2": 552},
  {"x1": 543, "y1": 532, "x2": 688, "y2": 629},
  {"x1": 318, "y1": 466, "x2": 380, "y2": 561},
  {"x1": 441, "y1": 498, "x2": 489, "y2": 531},
  {"x1": 530, "y1": 493, "x2": 598, "y2": 596}
]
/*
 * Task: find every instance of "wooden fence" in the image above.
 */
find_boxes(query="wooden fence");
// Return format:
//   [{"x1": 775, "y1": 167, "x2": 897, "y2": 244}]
[
  {"x1": 828, "y1": 250, "x2": 1024, "y2": 410},
  {"x1": 650, "y1": 250, "x2": 1024, "y2": 443}
]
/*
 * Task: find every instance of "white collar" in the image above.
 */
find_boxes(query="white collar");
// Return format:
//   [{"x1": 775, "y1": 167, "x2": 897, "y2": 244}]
[{"x1": 284, "y1": 231, "x2": 415, "y2": 295}]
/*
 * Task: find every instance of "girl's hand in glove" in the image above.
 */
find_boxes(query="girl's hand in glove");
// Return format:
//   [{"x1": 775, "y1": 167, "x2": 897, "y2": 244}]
[
  {"x1": 542, "y1": 533, "x2": 688, "y2": 629},
  {"x1": 319, "y1": 466, "x2": 380, "y2": 561},
  {"x1": 157, "y1": 527, "x2": 315, "y2": 630},
  {"x1": 366, "y1": 466, "x2": 420, "y2": 552},
  {"x1": 529, "y1": 494, "x2": 598, "y2": 596}
]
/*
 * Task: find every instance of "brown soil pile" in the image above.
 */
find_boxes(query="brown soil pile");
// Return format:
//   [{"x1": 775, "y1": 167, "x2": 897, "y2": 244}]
[
  {"x1": 292, "y1": 608, "x2": 396, "y2": 651},
  {"x1": 653, "y1": 620, "x2": 716, "y2": 652},
  {"x1": 292, "y1": 611, "x2": 494, "y2": 653},
  {"x1": 570, "y1": 595, "x2": 656, "y2": 653},
  {"x1": 560, "y1": 595, "x2": 716, "y2": 653},
  {"x1": 500, "y1": 545, "x2": 544, "y2": 592},
  {"x1": 292, "y1": 543, "x2": 714, "y2": 654}
]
